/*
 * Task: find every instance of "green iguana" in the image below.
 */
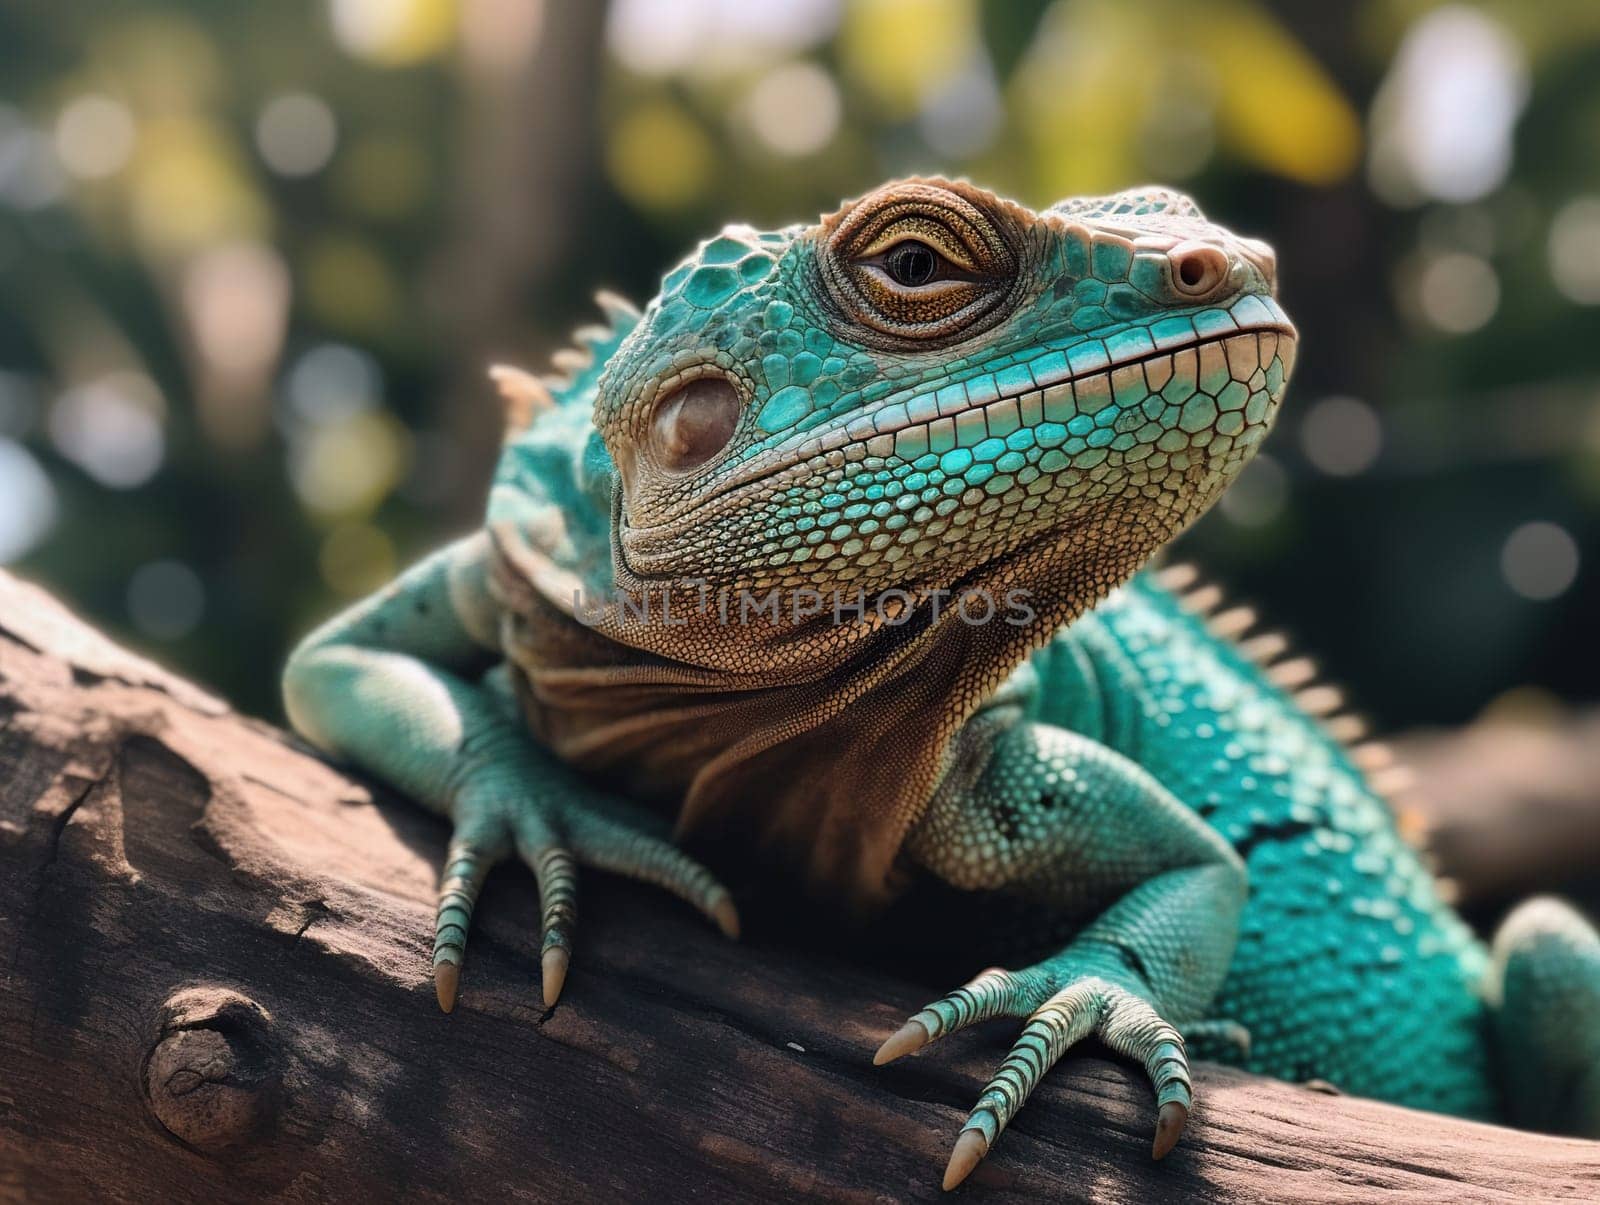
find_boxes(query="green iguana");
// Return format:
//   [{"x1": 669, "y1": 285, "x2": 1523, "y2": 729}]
[{"x1": 283, "y1": 178, "x2": 1600, "y2": 1189}]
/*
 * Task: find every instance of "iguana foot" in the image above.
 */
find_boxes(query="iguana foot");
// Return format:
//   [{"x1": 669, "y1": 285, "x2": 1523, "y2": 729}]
[
  {"x1": 432, "y1": 789, "x2": 738, "y2": 1011},
  {"x1": 876, "y1": 968, "x2": 1191, "y2": 1188},
  {"x1": 1488, "y1": 896, "x2": 1600, "y2": 1137}
]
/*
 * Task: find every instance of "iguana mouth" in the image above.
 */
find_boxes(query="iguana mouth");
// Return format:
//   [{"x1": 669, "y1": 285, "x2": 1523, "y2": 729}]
[
  {"x1": 625, "y1": 303, "x2": 1295, "y2": 538},
  {"x1": 777, "y1": 316, "x2": 1298, "y2": 466}
]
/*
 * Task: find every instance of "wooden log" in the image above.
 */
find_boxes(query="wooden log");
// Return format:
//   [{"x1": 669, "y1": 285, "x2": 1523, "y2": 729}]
[{"x1": 1, "y1": 569, "x2": 1597, "y2": 1203}]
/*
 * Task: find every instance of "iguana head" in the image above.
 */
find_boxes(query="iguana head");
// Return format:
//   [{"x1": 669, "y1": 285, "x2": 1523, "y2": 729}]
[
  {"x1": 594, "y1": 177, "x2": 1293, "y2": 634},
  {"x1": 490, "y1": 177, "x2": 1295, "y2": 899}
]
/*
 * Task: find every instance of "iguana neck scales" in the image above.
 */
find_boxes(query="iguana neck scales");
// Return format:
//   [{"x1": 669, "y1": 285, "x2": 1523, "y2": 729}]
[{"x1": 284, "y1": 177, "x2": 1600, "y2": 1189}]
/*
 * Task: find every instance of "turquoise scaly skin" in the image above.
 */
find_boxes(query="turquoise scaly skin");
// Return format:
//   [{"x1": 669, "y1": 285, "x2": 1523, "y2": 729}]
[
  {"x1": 1038, "y1": 576, "x2": 1492, "y2": 1110},
  {"x1": 284, "y1": 179, "x2": 1600, "y2": 1188}
]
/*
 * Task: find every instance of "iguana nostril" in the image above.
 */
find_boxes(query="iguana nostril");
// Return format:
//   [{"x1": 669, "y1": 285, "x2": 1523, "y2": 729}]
[{"x1": 1170, "y1": 242, "x2": 1229, "y2": 296}]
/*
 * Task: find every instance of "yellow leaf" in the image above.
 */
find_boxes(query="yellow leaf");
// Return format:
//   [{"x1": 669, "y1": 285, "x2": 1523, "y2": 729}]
[
  {"x1": 606, "y1": 100, "x2": 715, "y2": 212},
  {"x1": 329, "y1": 0, "x2": 458, "y2": 67},
  {"x1": 840, "y1": 0, "x2": 979, "y2": 117},
  {"x1": 1199, "y1": 2, "x2": 1361, "y2": 185}
]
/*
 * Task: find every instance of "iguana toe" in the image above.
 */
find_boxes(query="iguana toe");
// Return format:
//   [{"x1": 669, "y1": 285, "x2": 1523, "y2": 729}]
[
  {"x1": 873, "y1": 1019, "x2": 928, "y2": 1065},
  {"x1": 709, "y1": 892, "x2": 741, "y2": 940},
  {"x1": 434, "y1": 961, "x2": 460, "y2": 1013},
  {"x1": 540, "y1": 946, "x2": 569, "y2": 1007},
  {"x1": 431, "y1": 825, "x2": 506, "y2": 1012},
  {"x1": 1152, "y1": 1100, "x2": 1188, "y2": 1160},
  {"x1": 942, "y1": 1129, "x2": 988, "y2": 1191}
]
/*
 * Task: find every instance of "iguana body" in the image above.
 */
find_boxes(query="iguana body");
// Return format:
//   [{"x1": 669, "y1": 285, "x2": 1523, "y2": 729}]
[{"x1": 284, "y1": 179, "x2": 1600, "y2": 1187}]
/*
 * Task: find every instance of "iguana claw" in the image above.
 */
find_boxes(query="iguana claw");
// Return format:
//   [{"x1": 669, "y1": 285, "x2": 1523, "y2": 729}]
[
  {"x1": 936, "y1": 1058, "x2": 1186, "y2": 1191},
  {"x1": 429, "y1": 785, "x2": 739, "y2": 1012},
  {"x1": 942, "y1": 1130, "x2": 988, "y2": 1191},
  {"x1": 540, "y1": 947, "x2": 569, "y2": 1007},
  {"x1": 873, "y1": 1019, "x2": 928, "y2": 1065},
  {"x1": 434, "y1": 961, "x2": 461, "y2": 1012},
  {"x1": 1152, "y1": 1100, "x2": 1188, "y2": 1159},
  {"x1": 878, "y1": 968, "x2": 1193, "y2": 1187}
]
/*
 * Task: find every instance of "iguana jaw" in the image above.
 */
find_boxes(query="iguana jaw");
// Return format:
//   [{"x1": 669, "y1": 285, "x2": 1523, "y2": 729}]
[
  {"x1": 621, "y1": 315, "x2": 1295, "y2": 557},
  {"x1": 617, "y1": 317, "x2": 1295, "y2": 617}
]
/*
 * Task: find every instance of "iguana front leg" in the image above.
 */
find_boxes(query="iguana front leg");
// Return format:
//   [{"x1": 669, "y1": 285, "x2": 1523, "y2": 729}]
[
  {"x1": 282, "y1": 533, "x2": 737, "y2": 1010},
  {"x1": 876, "y1": 712, "x2": 1246, "y2": 1189}
]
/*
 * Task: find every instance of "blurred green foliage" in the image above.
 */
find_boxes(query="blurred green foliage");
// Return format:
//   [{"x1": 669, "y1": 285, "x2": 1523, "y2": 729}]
[{"x1": 0, "y1": 0, "x2": 1597, "y2": 727}]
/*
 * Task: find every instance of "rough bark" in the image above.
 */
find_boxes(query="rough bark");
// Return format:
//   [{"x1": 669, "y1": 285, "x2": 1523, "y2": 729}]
[{"x1": 1, "y1": 570, "x2": 1597, "y2": 1204}]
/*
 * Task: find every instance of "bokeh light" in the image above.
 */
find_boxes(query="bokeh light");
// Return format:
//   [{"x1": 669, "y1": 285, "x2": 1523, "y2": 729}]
[
  {"x1": 54, "y1": 94, "x2": 137, "y2": 180},
  {"x1": 741, "y1": 63, "x2": 841, "y2": 158},
  {"x1": 1501, "y1": 522, "x2": 1580, "y2": 602},
  {"x1": 606, "y1": 101, "x2": 715, "y2": 211},
  {"x1": 1300, "y1": 397, "x2": 1383, "y2": 477},
  {"x1": 127, "y1": 559, "x2": 206, "y2": 640},
  {"x1": 289, "y1": 410, "x2": 409, "y2": 517},
  {"x1": 0, "y1": 106, "x2": 65, "y2": 209},
  {"x1": 284, "y1": 343, "x2": 382, "y2": 426},
  {"x1": 329, "y1": 0, "x2": 456, "y2": 66},
  {"x1": 128, "y1": 118, "x2": 265, "y2": 257},
  {"x1": 255, "y1": 93, "x2": 338, "y2": 178},
  {"x1": 917, "y1": 56, "x2": 1003, "y2": 160},
  {"x1": 181, "y1": 241, "x2": 292, "y2": 442},
  {"x1": 842, "y1": 0, "x2": 974, "y2": 117},
  {"x1": 182, "y1": 242, "x2": 291, "y2": 378},
  {"x1": 1368, "y1": 6, "x2": 1525, "y2": 206},
  {"x1": 303, "y1": 235, "x2": 397, "y2": 331},
  {"x1": 319, "y1": 521, "x2": 398, "y2": 596},
  {"x1": 1413, "y1": 251, "x2": 1500, "y2": 335},
  {"x1": 0, "y1": 439, "x2": 58, "y2": 563},
  {"x1": 608, "y1": 0, "x2": 840, "y2": 77},
  {"x1": 48, "y1": 374, "x2": 165, "y2": 489},
  {"x1": 1548, "y1": 197, "x2": 1600, "y2": 306}
]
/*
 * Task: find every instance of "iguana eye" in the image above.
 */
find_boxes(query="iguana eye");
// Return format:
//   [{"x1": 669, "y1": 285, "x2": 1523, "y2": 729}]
[
  {"x1": 883, "y1": 240, "x2": 940, "y2": 287},
  {"x1": 650, "y1": 376, "x2": 741, "y2": 472},
  {"x1": 821, "y1": 181, "x2": 1019, "y2": 343}
]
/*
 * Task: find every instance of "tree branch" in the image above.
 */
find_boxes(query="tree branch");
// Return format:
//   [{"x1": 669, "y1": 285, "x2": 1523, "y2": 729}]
[{"x1": 1, "y1": 570, "x2": 1595, "y2": 1201}]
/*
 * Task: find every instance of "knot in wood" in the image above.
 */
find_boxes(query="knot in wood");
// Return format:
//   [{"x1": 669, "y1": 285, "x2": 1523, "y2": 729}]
[{"x1": 143, "y1": 987, "x2": 281, "y2": 1153}]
